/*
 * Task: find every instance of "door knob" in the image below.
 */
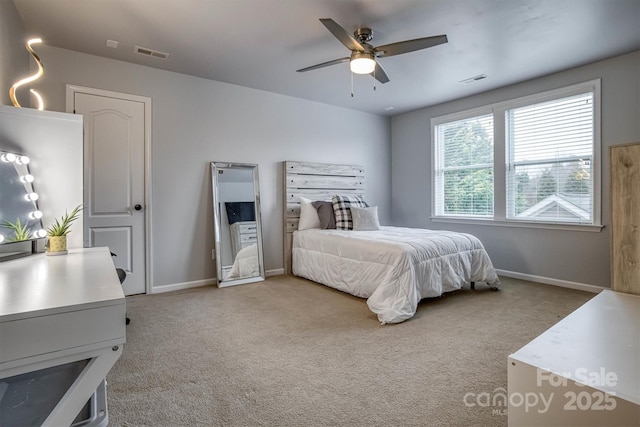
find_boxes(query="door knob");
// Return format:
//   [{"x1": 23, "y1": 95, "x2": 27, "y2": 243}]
[{"x1": 134, "y1": 204, "x2": 142, "y2": 211}]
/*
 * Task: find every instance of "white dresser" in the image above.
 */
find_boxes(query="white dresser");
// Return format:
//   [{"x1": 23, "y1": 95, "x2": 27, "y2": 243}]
[
  {"x1": 0, "y1": 247, "x2": 126, "y2": 426},
  {"x1": 508, "y1": 290, "x2": 639, "y2": 426},
  {"x1": 230, "y1": 221, "x2": 257, "y2": 257}
]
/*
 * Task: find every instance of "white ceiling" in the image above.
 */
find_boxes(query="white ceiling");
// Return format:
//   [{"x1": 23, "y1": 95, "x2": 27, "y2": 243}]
[{"x1": 13, "y1": 0, "x2": 640, "y2": 116}]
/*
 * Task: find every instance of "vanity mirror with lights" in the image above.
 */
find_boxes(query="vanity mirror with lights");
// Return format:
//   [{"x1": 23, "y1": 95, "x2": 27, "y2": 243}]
[
  {"x1": 211, "y1": 162, "x2": 265, "y2": 287},
  {"x1": 0, "y1": 149, "x2": 47, "y2": 261}
]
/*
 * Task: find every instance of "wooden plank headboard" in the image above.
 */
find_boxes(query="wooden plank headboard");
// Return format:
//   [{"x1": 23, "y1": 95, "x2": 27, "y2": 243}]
[{"x1": 283, "y1": 161, "x2": 364, "y2": 275}]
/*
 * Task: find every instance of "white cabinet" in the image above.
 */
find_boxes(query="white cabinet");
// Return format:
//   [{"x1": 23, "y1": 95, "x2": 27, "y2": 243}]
[
  {"x1": 508, "y1": 290, "x2": 639, "y2": 426},
  {"x1": 0, "y1": 247, "x2": 126, "y2": 426},
  {"x1": 230, "y1": 221, "x2": 257, "y2": 257}
]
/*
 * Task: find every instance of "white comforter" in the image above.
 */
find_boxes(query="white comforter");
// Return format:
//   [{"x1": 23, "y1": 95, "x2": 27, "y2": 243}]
[
  {"x1": 227, "y1": 243, "x2": 259, "y2": 279},
  {"x1": 293, "y1": 226, "x2": 499, "y2": 324}
]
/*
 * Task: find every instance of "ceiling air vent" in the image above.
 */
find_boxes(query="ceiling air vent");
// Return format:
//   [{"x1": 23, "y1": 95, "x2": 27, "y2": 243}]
[
  {"x1": 134, "y1": 45, "x2": 170, "y2": 60},
  {"x1": 459, "y1": 74, "x2": 487, "y2": 85}
]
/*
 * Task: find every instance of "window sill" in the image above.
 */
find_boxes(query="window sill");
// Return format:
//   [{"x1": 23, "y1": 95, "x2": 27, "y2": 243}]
[{"x1": 430, "y1": 217, "x2": 604, "y2": 232}]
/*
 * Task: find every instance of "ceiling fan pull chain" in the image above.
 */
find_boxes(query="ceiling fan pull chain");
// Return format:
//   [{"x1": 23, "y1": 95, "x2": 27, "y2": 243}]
[
  {"x1": 351, "y1": 71, "x2": 354, "y2": 97},
  {"x1": 373, "y1": 67, "x2": 377, "y2": 91}
]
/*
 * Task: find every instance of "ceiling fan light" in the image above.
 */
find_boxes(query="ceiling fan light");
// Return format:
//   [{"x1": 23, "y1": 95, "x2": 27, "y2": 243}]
[{"x1": 350, "y1": 54, "x2": 376, "y2": 74}]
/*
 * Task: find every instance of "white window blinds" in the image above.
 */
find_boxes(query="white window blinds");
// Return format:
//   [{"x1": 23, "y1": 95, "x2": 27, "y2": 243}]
[
  {"x1": 434, "y1": 114, "x2": 494, "y2": 217},
  {"x1": 506, "y1": 92, "x2": 594, "y2": 224}
]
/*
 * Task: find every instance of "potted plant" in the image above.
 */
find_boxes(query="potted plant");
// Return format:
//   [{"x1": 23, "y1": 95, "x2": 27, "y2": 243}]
[{"x1": 46, "y1": 204, "x2": 83, "y2": 255}]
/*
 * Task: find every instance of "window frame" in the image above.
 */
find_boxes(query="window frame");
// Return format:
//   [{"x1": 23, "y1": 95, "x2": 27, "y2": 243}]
[
  {"x1": 431, "y1": 79, "x2": 602, "y2": 232},
  {"x1": 433, "y1": 109, "x2": 495, "y2": 218}
]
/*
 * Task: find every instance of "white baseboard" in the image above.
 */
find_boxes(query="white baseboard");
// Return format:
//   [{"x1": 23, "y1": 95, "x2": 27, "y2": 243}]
[
  {"x1": 149, "y1": 269, "x2": 284, "y2": 294},
  {"x1": 496, "y1": 269, "x2": 607, "y2": 294},
  {"x1": 150, "y1": 278, "x2": 216, "y2": 294},
  {"x1": 149, "y1": 270, "x2": 604, "y2": 294},
  {"x1": 266, "y1": 268, "x2": 284, "y2": 277}
]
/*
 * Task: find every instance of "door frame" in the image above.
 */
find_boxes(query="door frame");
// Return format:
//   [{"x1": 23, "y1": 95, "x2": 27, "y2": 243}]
[{"x1": 66, "y1": 85, "x2": 152, "y2": 294}]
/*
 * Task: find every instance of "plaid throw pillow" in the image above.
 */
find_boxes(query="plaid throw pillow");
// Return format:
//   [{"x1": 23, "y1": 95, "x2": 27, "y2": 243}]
[{"x1": 332, "y1": 195, "x2": 368, "y2": 230}]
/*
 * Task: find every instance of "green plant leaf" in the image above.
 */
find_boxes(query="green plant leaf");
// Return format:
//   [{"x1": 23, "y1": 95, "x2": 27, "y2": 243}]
[
  {"x1": 47, "y1": 204, "x2": 84, "y2": 236},
  {"x1": 1, "y1": 217, "x2": 32, "y2": 241}
]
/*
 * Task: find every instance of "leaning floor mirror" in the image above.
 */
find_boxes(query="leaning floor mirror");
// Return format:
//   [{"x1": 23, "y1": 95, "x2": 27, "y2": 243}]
[{"x1": 211, "y1": 162, "x2": 265, "y2": 287}]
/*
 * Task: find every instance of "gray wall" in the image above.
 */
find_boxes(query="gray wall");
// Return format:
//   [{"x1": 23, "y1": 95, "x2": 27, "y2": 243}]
[
  {"x1": 391, "y1": 51, "x2": 640, "y2": 288},
  {"x1": 0, "y1": 0, "x2": 28, "y2": 107},
  {"x1": 31, "y1": 45, "x2": 391, "y2": 291}
]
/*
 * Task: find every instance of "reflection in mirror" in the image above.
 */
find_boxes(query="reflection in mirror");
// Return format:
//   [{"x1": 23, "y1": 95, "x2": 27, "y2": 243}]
[
  {"x1": 211, "y1": 162, "x2": 265, "y2": 287},
  {"x1": 0, "y1": 150, "x2": 47, "y2": 261}
]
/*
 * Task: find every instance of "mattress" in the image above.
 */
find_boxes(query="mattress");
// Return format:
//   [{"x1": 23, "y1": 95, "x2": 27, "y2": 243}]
[{"x1": 293, "y1": 226, "x2": 500, "y2": 324}]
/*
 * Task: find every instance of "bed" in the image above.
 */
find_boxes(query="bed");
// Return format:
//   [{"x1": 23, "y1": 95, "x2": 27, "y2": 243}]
[
  {"x1": 294, "y1": 227, "x2": 499, "y2": 324},
  {"x1": 283, "y1": 161, "x2": 500, "y2": 324}
]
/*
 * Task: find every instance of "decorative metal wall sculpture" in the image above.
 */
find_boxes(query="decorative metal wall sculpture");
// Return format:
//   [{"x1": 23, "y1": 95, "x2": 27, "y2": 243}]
[{"x1": 9, "y1": 38, "x2": 45, "y2": 110}]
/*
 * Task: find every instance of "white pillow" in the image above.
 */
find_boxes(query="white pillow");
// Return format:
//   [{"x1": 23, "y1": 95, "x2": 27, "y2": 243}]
[
  {"x1": 298, "y1": 197, "x2": 321, "y2": 230},
  {"x1": 351, "y1": 206, "x2": 380, "y2": 231}
]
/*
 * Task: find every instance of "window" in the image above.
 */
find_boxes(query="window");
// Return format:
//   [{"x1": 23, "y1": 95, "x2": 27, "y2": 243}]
[
  {"x1": 506, "y1": 93, "x2": 594, "y2": 224},
  {"x1": 434, "y1": 114, "x2": 494, "y2": 217},
  {"x1": 432, "y1": 80, "x2": 600, "y2": 229}
]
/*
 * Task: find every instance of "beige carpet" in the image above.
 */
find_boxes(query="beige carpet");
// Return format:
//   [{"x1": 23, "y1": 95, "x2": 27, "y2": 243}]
[{"x1": 106, "y1": 275, "x2": 593, "y2": 427}]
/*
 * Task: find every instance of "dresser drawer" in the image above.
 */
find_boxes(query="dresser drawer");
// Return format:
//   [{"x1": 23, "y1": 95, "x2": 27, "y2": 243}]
[
  {"x1": 230, "y1": 221, "x2": 258, "y2": 257},
  {"x1": 240, "y1": 234, "x2": 257, "y2": 244},
  {"x1": 1, "y1": 303, "x2": 126, "y2": 366},
  {"x1": 237, "y1": 223, "x2": 257, "y2": 234}
]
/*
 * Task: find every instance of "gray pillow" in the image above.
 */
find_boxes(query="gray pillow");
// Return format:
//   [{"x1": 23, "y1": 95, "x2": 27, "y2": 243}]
[
  {"x1": 312, "y1": 201, "x2": 336, "y2": 229},
  {"x1": 351, "y1": 206, "x2": 380, "y2": 231}
]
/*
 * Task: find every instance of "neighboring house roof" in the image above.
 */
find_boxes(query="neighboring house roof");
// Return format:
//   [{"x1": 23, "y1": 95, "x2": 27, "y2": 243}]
[{"x1": 518, "y1": 193, "x2": 591, "y2": 221}]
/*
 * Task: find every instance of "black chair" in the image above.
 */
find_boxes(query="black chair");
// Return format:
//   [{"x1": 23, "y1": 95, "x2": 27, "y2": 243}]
[
  {"x1": 111, "y1": 252, "x2": 131, "y2": 325},
  {"x1": 116, "y1": 267, "x2": 126, "y2": 284}
]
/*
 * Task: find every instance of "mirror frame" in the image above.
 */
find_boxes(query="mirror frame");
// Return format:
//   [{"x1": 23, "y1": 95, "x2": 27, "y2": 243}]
[
  {"x1": 211, "y1": 162, "x2": 265, "y2": 287},
  {"x1": 0, "y1": 149, "x2": 46, "y2": 261}
]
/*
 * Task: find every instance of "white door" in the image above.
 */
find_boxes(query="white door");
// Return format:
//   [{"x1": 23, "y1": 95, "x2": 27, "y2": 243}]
[{"x1": 72, "y1": 90, "x2": 148, "y2": 295}]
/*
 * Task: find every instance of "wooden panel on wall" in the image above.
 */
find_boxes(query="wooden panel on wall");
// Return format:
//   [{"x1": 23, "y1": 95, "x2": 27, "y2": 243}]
[
  {"x1": 610, "y1": 142, "x2": 640, "y2": 295},
  {"x1": 287, "y1": 175, "x2": 364, "y2": 190},
  {"x1": 286, "y1": 189, "x2": 362, "y2": 204},
  {"x1": 284, "y1": 161, "x2": 364, "y2": 177}
]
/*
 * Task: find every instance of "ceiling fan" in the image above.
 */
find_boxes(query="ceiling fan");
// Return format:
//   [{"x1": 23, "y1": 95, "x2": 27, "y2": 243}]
[{"x1": 297, "y1": 18, "x2": 448, "y2": 84}]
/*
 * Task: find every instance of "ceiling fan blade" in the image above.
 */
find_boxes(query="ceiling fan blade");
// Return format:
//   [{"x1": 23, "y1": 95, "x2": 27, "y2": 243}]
[
  {"x1": 320, "y1": 18, "x2": 365, "y2": 52},
  {"x1": 372, "y1": 59, "x2": 390, "y2": 84},
  {"x1": 374, "y1": 35, "x2": 448, "y2": 58},
  {"x1": 296, "y1": 57, "x2": 350, "y2": 73}
]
